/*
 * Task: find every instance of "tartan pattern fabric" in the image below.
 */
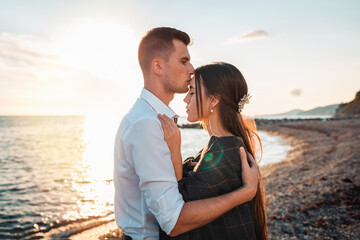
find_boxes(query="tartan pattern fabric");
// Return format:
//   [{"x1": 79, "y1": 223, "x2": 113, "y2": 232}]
[{"x1": 160, "y1": 136, "x2": 256, "y2": 240}]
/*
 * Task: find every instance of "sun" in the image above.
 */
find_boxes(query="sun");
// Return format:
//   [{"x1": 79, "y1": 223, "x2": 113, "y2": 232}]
[{"x1": 50, "y1": 20, "x2": 138, "y2": 82}]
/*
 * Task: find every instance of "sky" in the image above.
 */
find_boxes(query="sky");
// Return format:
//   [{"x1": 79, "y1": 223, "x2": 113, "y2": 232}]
[{"x1": 0, "y1": 0, "x2": 359, "y2": 117}]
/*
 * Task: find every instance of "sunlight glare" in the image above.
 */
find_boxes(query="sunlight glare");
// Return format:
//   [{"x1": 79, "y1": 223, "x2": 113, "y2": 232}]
[
  {"x1": 50, "y1": 21, "x2": 138, "y2": 82},
  {"x1": 81, "y1": 114, "x2": 120, "y2": 181},
  {"x1": 62, "y1": 115, "x2": 121, "y2": 220}
]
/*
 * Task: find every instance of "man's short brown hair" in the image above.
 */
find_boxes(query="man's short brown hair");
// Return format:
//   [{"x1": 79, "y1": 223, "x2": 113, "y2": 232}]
[{"x1": 138, "y1": 27, "x2": 191, "y2": 74}]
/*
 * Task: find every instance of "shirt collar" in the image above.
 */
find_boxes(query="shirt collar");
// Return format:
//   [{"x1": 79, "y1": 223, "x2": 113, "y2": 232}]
[{"x1": 140, "y1": 88, "x2": 179, "y2": 120}]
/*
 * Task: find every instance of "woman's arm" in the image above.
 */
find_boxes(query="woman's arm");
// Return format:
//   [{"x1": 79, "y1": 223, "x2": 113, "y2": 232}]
[
  {"x1": 158, "y1": 114, "x2": 183, "y2": 181},
  {"x1": 158, "y1": 115, "x2": 259, "y2": 236}
]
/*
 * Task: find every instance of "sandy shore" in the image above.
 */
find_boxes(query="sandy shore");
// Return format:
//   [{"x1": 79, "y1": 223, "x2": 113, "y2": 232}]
[{"x1": 72, "y1": 118, "x2": 359, "y2": 239}]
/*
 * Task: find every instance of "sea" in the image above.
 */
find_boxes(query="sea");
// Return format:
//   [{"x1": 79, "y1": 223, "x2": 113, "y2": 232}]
[{"x1": 0, "y1": 116, "x2": 290, "y2": 239}]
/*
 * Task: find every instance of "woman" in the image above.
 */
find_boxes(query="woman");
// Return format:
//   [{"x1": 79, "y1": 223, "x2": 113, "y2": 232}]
[{"x1": 158, "y1": 62, "x2": 267, "y2": 239}]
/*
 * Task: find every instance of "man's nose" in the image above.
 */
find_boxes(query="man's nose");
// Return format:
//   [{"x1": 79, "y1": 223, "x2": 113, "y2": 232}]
[{"x1": 188, "y1": 63, "x2": 195, "y2": 75}]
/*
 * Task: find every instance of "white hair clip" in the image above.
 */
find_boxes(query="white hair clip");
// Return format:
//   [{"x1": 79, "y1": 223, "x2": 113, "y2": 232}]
[{"x1": 238, "y1": 93, "x2": 251, "y2": 113}]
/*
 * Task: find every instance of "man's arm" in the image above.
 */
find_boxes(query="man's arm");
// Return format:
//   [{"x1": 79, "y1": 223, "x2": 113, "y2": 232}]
[
  {"x1": 127, "y1": 118, "x2": 185, "y2": 234},
  {"x1": 169, "y1": 147, "x2": 258, "y2": 237}
]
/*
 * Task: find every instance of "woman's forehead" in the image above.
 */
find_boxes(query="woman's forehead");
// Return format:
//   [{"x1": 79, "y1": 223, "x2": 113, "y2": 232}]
[{"x1": 190, "y1": 77, "x2": 196, "y2": 88}]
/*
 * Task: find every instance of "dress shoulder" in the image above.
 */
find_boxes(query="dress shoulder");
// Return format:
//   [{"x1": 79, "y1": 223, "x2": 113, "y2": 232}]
[{"x1": 196, "y1": 136, "x2": 245, "y2": 172}]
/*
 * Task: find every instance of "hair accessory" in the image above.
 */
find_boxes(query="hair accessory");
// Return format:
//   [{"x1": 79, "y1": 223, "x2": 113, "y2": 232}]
[{"x1": 238, "y1": 93, "x2": 251, "y2": 113}]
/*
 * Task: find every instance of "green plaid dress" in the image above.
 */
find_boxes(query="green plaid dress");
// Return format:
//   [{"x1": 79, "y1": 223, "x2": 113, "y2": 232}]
[{"x1": 160, "y1": 136, "x2": 256, "y2": 240}]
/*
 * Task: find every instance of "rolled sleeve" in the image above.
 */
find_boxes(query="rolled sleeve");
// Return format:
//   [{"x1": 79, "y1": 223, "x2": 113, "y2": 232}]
[{"x1": 124, "y1": 118, "x2": 184, "y2": 234}]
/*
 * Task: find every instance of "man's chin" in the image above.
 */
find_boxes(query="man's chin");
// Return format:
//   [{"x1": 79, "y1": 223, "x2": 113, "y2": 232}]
[{"x1": 176, "y1": 86, "x2": 189, "y2": 94}]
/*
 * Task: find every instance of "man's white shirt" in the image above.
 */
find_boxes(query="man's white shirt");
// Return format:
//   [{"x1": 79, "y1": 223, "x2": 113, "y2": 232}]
[{"x1": 114, "y1": 88, "x2": 184, "y2": 239}]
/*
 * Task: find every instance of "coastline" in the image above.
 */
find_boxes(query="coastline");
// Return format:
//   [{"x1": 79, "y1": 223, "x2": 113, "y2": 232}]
[
  {"x1": 71, "y1": 118, "x2": 359, "y2": 239},
  {"x1": 258, "y1": 118, "x2": 360, "y2": 239}
]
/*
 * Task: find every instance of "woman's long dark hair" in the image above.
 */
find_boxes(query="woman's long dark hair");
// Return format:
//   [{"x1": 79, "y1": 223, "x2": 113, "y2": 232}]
[{"x1": 194, "y1": 62, "x2": 267, "y2": 240}]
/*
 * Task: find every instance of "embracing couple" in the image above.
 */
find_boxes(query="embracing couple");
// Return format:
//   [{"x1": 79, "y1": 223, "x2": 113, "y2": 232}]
[{"x1": 114, "y1": 27, "x2": 267, "y2": 240}]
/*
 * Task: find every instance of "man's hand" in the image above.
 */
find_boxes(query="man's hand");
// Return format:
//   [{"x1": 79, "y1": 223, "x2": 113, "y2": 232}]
[{"x1": 239, "y1": 147, "x2": 259, "y2": 201}]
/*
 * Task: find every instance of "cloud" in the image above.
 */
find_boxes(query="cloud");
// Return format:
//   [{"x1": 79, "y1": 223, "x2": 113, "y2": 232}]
[
  {"x1": 0, "y1": 33, "x2": 60, "y2": 69},
  {"x1": 228, "y1": 29, "x2": 269, "y2": 43},
  {"x1": 290, "y1": 89, "x2": 303, "y2": 97},
  {"x1": 0, "y1": 32, "x2": 121, "y2": 115},
  {"x1": 240, "y1": 30, "x2": 269, "y2": 39}
]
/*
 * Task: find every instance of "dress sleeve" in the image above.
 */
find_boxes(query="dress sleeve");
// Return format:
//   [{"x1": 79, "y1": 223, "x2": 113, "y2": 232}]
[
  {"x1": 178, "y1": 140, "x2": 244, "y2": 202},
  {"x1": 181, "y1": 149, "x2": 203, "y2": 178},
  {"x1": 124, "y1": 118, "x2": 184, "y2": 234}
]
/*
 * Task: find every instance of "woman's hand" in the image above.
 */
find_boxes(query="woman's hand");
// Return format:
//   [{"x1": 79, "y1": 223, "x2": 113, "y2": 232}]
[
  {"x1": 158, "y1": 114, "x2": 183, "y2": 181},
  {"x1": 158, "y1": 114, "x2": 181, "y2": 152},
  {"x1": 239, "y1": 147, "x2": 259, "y2": 200}
]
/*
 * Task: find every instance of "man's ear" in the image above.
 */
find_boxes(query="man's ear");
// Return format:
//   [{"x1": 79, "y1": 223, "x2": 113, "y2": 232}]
[{"x1": 151, "y1": 58, "x2": 164, "y2": 76}]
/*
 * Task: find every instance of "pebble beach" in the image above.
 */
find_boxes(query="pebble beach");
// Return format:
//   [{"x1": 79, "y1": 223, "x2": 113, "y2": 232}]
[{"x1": 259, "y1": 118, "x2": 360, "y2": 239}]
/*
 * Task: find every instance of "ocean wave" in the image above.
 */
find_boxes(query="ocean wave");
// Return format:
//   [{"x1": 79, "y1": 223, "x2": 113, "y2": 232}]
[{"x1": 21, "y1": 213, "x2": 114, "y2": 239}]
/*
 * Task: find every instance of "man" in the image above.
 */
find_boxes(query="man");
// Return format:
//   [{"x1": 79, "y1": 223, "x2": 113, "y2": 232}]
[{"x1": 114, "y1": 27, "x2": 259, "y2": 239}]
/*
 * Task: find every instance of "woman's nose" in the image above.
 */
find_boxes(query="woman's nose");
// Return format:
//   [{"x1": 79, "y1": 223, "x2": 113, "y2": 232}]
[{"x1": 183, "y1": 94, "x2": 189, "y2": 103}]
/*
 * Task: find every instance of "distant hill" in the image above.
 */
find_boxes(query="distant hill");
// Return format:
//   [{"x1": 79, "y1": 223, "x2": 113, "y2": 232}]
[
  {"x1": 335, "y1": 91, "x2": 360, "y2": 118},
  {"x1": 274, "y1": 109, "x2": 303, "y2": 116},
  {"x1": 257, "y1": 104, "x2": 339, "y2": 119},
  {"x1": 298, "y1": 104, "x2": 339, "y2": 116}
]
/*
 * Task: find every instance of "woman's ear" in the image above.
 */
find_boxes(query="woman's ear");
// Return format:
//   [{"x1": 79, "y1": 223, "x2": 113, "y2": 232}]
[
  {"x1": 151, "y1": 58, "x2": 164, "y2": 76},
  {"x1": 211, "y1": 96, "x2": 220, "y2": 108}
]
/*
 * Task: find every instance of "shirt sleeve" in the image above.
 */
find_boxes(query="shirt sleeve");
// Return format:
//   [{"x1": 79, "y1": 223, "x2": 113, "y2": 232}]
[{"x1": 124, "y1": 117, "x2": 185, "y2": 234}]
